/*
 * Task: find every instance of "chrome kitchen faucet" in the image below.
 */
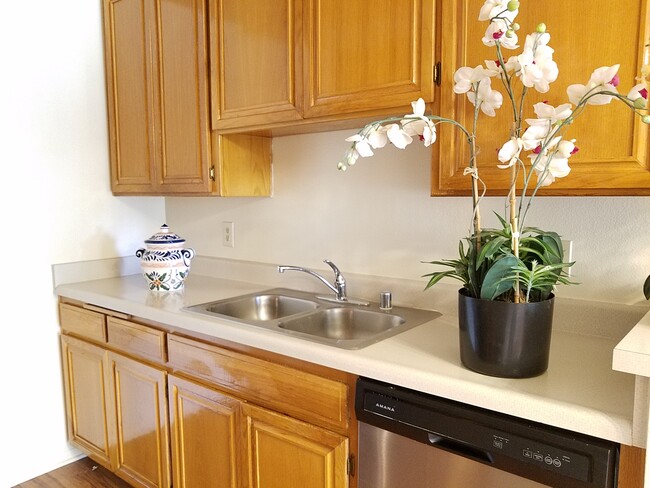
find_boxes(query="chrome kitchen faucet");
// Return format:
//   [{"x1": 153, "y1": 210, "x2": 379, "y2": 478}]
[{"x1": 277, "y1": 259, "x2": 369, "y2": 306}]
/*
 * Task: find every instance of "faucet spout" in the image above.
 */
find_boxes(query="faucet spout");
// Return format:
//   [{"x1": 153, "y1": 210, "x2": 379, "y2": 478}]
[
  {"x1": 277, "y1": 264, "x2": 340, "y2": 298},
  {"x1": 277, "y1": 259, "x2": 369, "y2": 305}
]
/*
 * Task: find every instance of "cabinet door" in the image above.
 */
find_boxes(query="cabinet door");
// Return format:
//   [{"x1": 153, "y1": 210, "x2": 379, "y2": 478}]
[
  {"x1": 168, "y1": 375, "x2": 243, "y2": 488},
  {"x1": 211, "y1": 0, "x2": 303, "y2": 129},
  {"x1": 103, "y1": 0, "x2": 157, "y2": 193},
  {"x1": 108, "y1": 352, "x2": 170, "y2": 488},
  {"x1": 242, "y1": 403, "x2": 349, "y2": 488},
  {"x1": 61, "y1": 335, "x2": 115, "y2": 470},
  {"x1": 103, "y1": 0, "x2": 212, "y2": 195},
  {"x1": 155, "y1": 0, "x2": 213, "y2": 193},
  {"x1": 433, "y1": 0, "x2": 650, "y2": 195},
  {"x1": 303, "y1": 0, "x2": 436, "y2": 118}
]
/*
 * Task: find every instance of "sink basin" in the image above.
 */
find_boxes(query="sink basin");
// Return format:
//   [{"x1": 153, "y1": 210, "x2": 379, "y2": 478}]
[
  {"x1": 279, "y1": 308, "x2": 404, "y2": 340},
  {"x1": 183, "y1": 288, "x2": 441, "y2": 349},
  {"x1": 190, "y1": 292, "x2": 318, "y2": 321}
]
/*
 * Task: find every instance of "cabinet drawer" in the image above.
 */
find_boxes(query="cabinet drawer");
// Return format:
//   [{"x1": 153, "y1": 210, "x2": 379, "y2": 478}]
[
  {"x1": 107, "y1": 317, "x2": 166, "y2": 363},
  {"x1": 167, "y1": 334, "x2": 348, "y2": 432},
  {"x1": 59, "y1": 303, "x2": 107, "y2": 342}
]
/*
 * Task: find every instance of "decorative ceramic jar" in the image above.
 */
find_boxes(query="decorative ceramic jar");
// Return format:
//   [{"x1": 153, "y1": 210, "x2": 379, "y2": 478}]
[{"x1": 136, "y1": 224, "x2": 195, "y2": 291}]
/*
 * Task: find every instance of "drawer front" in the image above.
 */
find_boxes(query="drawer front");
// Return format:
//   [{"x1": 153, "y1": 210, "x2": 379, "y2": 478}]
[
  {"x1": 107, "y1": 317, "x2": 166, "y2": 363},
  {"x1": 59, "y1": 303, "x2": 107, "y2": 342},
  {"x1": 167, "y1": 334, "x2": 348, "y2": 432}
]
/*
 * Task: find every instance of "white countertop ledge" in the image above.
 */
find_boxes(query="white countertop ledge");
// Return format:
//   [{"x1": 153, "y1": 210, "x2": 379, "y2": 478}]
[
  {"x1": 55, "y1": 271, "x2": 638, "y2": 446},
  {"x1": 614, "y1": 311, "x2": 650, "y2": 377}
]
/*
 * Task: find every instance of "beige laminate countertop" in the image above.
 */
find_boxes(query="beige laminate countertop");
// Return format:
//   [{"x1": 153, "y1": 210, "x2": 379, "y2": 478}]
[{"x1": 55, "y1": 272, "x2": 636, "y2": 446}]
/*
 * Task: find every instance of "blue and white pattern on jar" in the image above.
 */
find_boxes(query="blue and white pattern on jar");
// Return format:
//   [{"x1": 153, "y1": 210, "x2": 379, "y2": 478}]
[{"x1": 136, "y1": 225, "x2": 195, "y2": 291}]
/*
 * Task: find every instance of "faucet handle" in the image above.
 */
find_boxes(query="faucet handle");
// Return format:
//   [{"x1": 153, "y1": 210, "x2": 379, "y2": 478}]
[{"x1": 323, "y1": 259, "x2": 342, "y2": 279}]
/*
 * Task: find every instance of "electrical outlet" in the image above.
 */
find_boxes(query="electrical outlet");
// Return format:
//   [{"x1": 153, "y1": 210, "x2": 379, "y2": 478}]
[
  {"x1": 222, "y1": 221, "x2": 234, "y2": 247},
  {"x1": 562, "y1": 239, "x2": 574, "y2": 276}
]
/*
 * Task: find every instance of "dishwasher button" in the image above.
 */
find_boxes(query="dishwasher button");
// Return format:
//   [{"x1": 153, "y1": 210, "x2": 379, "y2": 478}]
[
  {"x1": 523, "y1": 449, "x2": 532, "y2": 458},
  {"x1": 553, "y1": 459, "x2": 562, "y2": 468},
  {"x1": 545, "y1": 456, "x2": 553, "y2": 465}
]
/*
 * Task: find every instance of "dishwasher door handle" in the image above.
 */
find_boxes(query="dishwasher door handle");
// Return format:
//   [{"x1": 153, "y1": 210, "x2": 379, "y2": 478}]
[{"x1": 427, "y1": 432, "x2": 494, "y2": 465}]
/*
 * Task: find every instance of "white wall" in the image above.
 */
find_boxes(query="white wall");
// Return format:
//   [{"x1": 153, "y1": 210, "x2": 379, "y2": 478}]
[
  {"x1": 0, "y1": 1, "x2": 165, "y2": 485},
  {"x1": 166, "y1": 130, "x2": 650, "y2": 307}
]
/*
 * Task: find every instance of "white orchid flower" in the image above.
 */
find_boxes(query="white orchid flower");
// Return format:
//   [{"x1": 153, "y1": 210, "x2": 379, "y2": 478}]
[
  {"x1": 628, "y1": 83, "x2": 648, "y2": 108},
  {"x1": 453, "y1": 66, "x2": 497, "y2": 94},
  {"x1": 521, "y1": 123, "x2": 550, "y2": 151},
  {"x1": 529, "y1": 137, "x2": 576, "y2": 186},
  {"x1": 515, "y1": 33, "x2": 558, "y2": 93},
  {"x1": 345, "y1": 134, "x2": 374, "y2": 157},
  {"x1": 531, "y1": 158, "x2": 569, "y2": 186},
  {"x1": 401, "y1": 98, "x2": 437, "y2": 146},
  {"x1": 533, "y1": 102, "x2": 573, "y2": 123},
  {"x1": 386, "y1": 124, "x2": 413, "y2": 149},
  {"x1": 484, "y1": 59, "x2": 502, "y2": 75},
  {"x1": 567, "y1": 65, "x2": 620, "y2": 105},
  {"x1": 555, "y1": 139, "x2": 577, "y2": 158},
  {"x1": 483, "y1": 19, "x2": 519, "y2": 50},
  {"x1": 367, "y1": 128, "x2": 388, "y2": 149},
  {"x1": 479, "y1": 0, "x2": 518, "y2": 22},
  {"x1": 497, "y1": 137, "x2": 524, "y2": 168},
  {"x1": 467, "y1": 78, "x2": 503, "y2": 116},
  {"x1": 531, "y1": 152, "x2": 572, "y2": 187}
]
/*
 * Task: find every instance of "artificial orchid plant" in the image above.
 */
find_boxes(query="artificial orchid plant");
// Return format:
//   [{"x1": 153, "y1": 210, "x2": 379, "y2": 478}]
[{"x1": 338, "y1": 0, "x2": 650, "y2": 304}]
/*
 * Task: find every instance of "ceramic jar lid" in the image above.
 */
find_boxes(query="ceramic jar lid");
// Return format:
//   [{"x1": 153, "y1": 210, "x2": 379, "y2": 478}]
[{"x1": 144, "y1": 224, "x2": 185, "y2": 245}]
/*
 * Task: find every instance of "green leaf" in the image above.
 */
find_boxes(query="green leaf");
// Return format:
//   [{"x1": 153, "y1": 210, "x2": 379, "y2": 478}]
[
  {"x1": 644, "y1": 275, "x2": 650, "y2": 300},
  {"x1": 493, "y1": 211, "x2": 509, "y2": 229},
  {"x1": 476, "y1": 235, "x2": 509, "y2": 270},
  {"x1": 480, "y1": 254, "x2": 520, "y2": 300},
  {"x1": 540, "y1": 232, "x2": 563, "y2": 262},
  {"x1": 423, "y1": 270, "x2": 463, "y2": 290}
]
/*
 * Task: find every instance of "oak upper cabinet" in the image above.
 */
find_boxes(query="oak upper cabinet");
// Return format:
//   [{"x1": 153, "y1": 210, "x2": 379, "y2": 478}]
[
  {"x1": 102, "y1": 0, "x2": 271, "y2": 196},
  {"x1": 433, "y1": 0, "x2": 650, "y2": 195},
  {"x1": 211, "y1": 0, "x2": 303, "y2": 130},
  {"x1": 242, "y1": 403, "x2": 349, "y2": 488},
  {"x1": 303, "y1": 0, "x2": 436, "y2": 118},
  {"x1": 168, "y1": 375, "x2": 243, "y2": 488}
]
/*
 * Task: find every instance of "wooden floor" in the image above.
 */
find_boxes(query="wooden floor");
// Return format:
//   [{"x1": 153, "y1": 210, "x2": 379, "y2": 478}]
[{"x1": 13, "y1": 457, "x2": 132, "y2": 488}]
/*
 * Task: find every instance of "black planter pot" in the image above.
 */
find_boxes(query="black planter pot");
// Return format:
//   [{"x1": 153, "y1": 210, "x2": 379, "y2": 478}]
[{"x1": 458, "y1": 288, "x2": 554, "y2": 378}]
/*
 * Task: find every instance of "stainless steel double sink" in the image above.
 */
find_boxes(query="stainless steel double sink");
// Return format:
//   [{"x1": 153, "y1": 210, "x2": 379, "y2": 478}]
[{"x1": 183, "y1": 288, "x2": 440, "y2": 349}]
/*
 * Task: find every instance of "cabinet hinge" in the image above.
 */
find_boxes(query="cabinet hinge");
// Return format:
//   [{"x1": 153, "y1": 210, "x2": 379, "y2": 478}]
[
  {"x1": 434, "y1": 61, "x2": 442, "y2": 87},
  {"x1": 347, "y1": 455, "x2": 355, "y2": 476},
  {"x1": 209, "y1": 165, "x2": 215, "y2": 181}
]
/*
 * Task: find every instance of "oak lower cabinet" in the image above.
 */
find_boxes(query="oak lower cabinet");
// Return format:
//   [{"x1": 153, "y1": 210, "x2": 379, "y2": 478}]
[
  {"x1": 59, "y1": 300, "x2": 354, "y2": 488},
  {"x1": 168, "y1": 375, "x2": 243, "y2": 487},
  {"x1": 109, "y1": 352, "x2": 170, "y2": 488},
  {"x1": 61, "y1": 334, "x2": 171, "y2": 488},
  {"x1": 61, "y1": 335, "x2": 114, "y2": 469},
  {"x1": 168, "y1": 374, "x2": 349, "y2": 488},
  {"x1": 242, "y1": 402, "x2": 348, "y2": 488}
]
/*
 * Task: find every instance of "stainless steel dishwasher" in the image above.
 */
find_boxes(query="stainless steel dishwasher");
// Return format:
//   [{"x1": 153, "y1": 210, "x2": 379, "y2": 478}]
[{"x1": 355, "y1": 377, "x2": 619, "y2": 488}]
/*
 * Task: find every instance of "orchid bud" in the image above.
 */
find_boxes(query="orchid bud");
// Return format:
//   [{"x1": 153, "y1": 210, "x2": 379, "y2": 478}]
[
  {"x1": 511, "y1": 22, "x2": 520, "y2": 31},
  {"x1": 536, "y1": 23, "x2": 547, "y2": 33},
  {"x1": 507, "y1": 0, "x2": 519, "y2": 11},
  {"x1": 634, "y1": 97, "x2": 647, "y2": 109},
  {"x1": 505, "y1": 29, "x2": 515, "y2": 38},
  {"x1": 642, "y1": 115, "x2": 650, "y2": 124},
  {"x1": 337, "y1": 162, "x2": 348, "y2": 171}
]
